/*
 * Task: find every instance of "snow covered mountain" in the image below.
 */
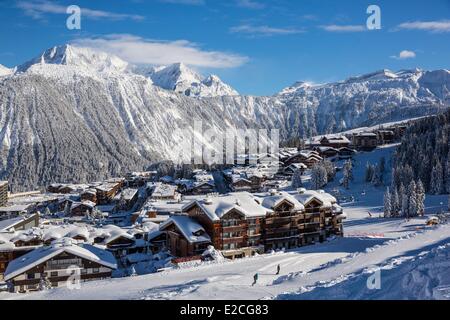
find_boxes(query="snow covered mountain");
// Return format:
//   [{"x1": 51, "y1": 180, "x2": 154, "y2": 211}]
[
  {"x1": 0, "y1": 64, "x2": 13, "y2": 77},
  {"x1": 0, "y1": 44, "x2": 449, "y2": 190},
  {"x1": 142, "y1": 63, "x2": 239, "y2": 98}
]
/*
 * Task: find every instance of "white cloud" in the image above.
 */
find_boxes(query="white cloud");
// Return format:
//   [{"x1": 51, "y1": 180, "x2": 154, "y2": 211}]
[
  {"x1": 320, "y1": 25, "x2": 366, "y2": 32},
  {"x1": 235, "y1": 0, "x2": 265, "y2": 10},
  {"x1": 17, "y1": 0, "x2": 144, "y2": 21},
  {"x1": 391, "y1": 50, "x2": 416, "y2": 60},
  {"x1": 397, "y1": 20, "x2": 450, "y2": 33},
  {"x1": 72, "y1": 34, "x2": 249, "y2": 68},
  {"x1": 230, "y1": 25, "x2": 304, "y2": 36}
]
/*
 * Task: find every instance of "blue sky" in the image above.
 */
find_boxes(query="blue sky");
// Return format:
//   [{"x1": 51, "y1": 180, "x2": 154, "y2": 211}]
[{"x1": 0, "y1": 0, "x2": 449, "y2": 95}]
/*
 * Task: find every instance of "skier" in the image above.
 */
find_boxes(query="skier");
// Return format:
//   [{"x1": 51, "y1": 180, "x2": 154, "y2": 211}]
[
  {"x1": 276, "y1": 264, "x2": 280, "y2": 275},
  {"x1": 252, "y1": 273, "x2": 258, "y2": 286}
]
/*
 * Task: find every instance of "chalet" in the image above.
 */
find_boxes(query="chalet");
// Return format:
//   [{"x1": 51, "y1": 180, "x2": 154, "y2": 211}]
[
  {"x1": 293, "y1": 189, "x2": 344, "y2": 243},
  {"x1": 283, "y1": 163, "x2": 307, "y2": 176},
  {"x1": 92, "y1": 225, "x2": 135, "y2": 257},
  {"x1": 113, "y1": 188, "x2": 139, "y2": 211},
  {"x1": 125, "y1": 171, "x2": 156, "y2": 188},
  {"x1": 146, "y1": 230, "x2": 167, "y2": 254},
  {"x1": 80, "y1": 189, "x2": 97, "y2": 204},
  {"x1": 230, "y1": 177, "x2": 253, "y2": 192},
  {"x1": 189, "y1": 181, "x2": 216, "y2": 195},
  {"x1": 0, "y1": 204, "x2": 34, "y2": 218},
  {"x1": 95, "y1": 182, "x2": 122, "y2": 205},
  {"x1": 284, "y1": 151, "x2": 323, "y2": 167},
  {"x1": 319, "y1": 136, "x2": 351, "y2": 148},
  {"x1": 182, "y1": 193, "x2": 270, "y2": 259},
  {"x1": 0, "y1": 245, "x2": 36, "y2": 282},
  {"x1": 376, "y1": 130, "x2": 395, "y2": 145},
  {"x1": 0, "y1": 213, "x2": 39, "y2": 232},
  {"x1": 352, "y1": 132, "x2": 378, "y2": 151},
  {"x1": 9, "y1": 232, "x2": 43, "y2": 248},
  {"x1": 151, "y1": 183, "x2": 179, "y2": 200},
  {"x1": 247, "y1": 173, "x2": 264, "y2": 192},
  {"x1": 160, "y1": 215, "x2": 211, "y2": 258},
  {"x1": 42, "y1": 225, "x2": 90, "y2": 245},
  {"x1": 337, "y1": 147, "x2": 357, "y2": 159},
  {"x1": 3, "y1": 238, "x2": 117, "y2": 293},
  {"x1": 314, "y1": 146, "x2": 339, "y2": 158},
  {"x1": 259, "y1": 192, "x2": 305, "y2": 250},
  {"x1": 69, "y1": 201, "x2": 96, "y2": 217}
]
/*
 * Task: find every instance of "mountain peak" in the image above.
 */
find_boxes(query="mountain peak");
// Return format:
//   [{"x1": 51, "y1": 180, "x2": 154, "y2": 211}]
[
  {"x1": 17, "y1": 44, "x2": 129, "y2": 73},
  {"x1": 145, "y1": 63, "x2": 238, "y2": 97}
]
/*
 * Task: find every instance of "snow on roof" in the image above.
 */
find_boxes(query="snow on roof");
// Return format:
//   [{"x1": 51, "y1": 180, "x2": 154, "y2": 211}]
[
  {"x1": 4, "y1": 238, "x2": 117, "y2": 281},
  {"x1": 0, "y1": 204, "x2": 32, "y2": 213},
  {"x1": 0, "y1": 216, "x2": 28, "y2": 232},
  {"x1": 160, "y1": 215, "x2": 210, "y2": 244},
  {"x1": 71, "y1": 200, "x2": 96, "y2": 209},
  {"x1": 151, "y1": 183, "x2": 177, "y2": 198},
  {"x1": 91, "y1": 225, "x2": 134, "y2": 244},
  {"x1": 96, "y1": 182, "x2": 119, "y2": 192},
  {"x1": 42, "y1": 225, "x2": 90, "y2": 242},
  {"x1": 321, "y1": 135, "x2": 351, "y2": 143},
  {"x1": 259, "y1": 192, "x2": 305, "y2": 211},
  {"x1": 293, "y1": 190, "x2": 337, "y2": 208},
  {"x1": 355, "y1": 132, "x2": 377, "y2": 137},
  {"x1": 114, "y1": 188, "x2": 138, "y2": 201},
  {"x1": 184, "y1": 192, "x2": 271, "y2": 221}
]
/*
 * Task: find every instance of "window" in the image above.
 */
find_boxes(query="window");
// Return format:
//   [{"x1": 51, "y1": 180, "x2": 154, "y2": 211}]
[
  {"x1": 27, "y1": 273, "x2": 35, "y2": 280},
  {"x1": 81, "y1": 269, "x2": 87, "y2": 275},
  {"x1": 93, "y1": 268, "x2": 100, "y2": 273},
  {"x1": 50, "y1": 271, "x2": 58, "y2": 277}
]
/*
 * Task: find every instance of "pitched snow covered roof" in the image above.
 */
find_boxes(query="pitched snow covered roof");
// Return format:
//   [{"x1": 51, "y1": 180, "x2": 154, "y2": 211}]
[
  {"x1": 4, "y1": 238, "x2": 117, "y2": 281},
  {"x1": 260, "y1": 192, "x2": 305, "y2": 211},
  {"x1": 91, "y1": 225, "x2": 134, "y2": 244},
  {"x1": 114, "y1": 188, "x2": 138, "y2": 201},
  {"x1": 151, "y1": 183, "x2": 177, "y2": 198},
  {"x1": 293, "y1": 190, "x2": 337, "y2": 208},
  {"x1": 160, "y1": 215, "x2": 210, "y2": 244},
  {"x1": 0, "y1": 216, "x2": 29, "y2": 232},
  {"x1": 183, "y1": 192, "x2": 271, "y2": 221}
]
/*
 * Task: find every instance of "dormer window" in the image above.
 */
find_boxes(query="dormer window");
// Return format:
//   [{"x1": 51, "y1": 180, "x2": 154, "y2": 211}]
[{"x1": 192, "y1": 229, "x2": 205, "y2": 237}]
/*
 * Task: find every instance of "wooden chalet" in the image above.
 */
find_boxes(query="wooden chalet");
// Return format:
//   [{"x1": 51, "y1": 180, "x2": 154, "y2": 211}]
[
  {"x1": 283, "y1": 163, "x2": 307, "y2": 176},
  {"x1": 352, "y1": 132, "x2": 378, "y2": 151},
  {"x1": 376, "y1": 130, "x2": 395, "y2": 145},
  {"x1": 159, "y1": 215, "x2": 211, "y2": 257},
  {"x1": 80, "y1": 189, "x2": 97, "y2": 204},
  {"x1": 3, "y1": 239, "x2": 117, "y2": 293},
  {"x1": 182, "y1": 193, "x2": 269, "y2": 259},
  {"x1": 113, "y1": 188, "x2": 139, "y2": 211},
  {"x1": 283, "y1": 151, "x2": 323, "y2": 167},
  {"x1": 319, "y1": 136, "x2": 351, "y2": 148},
  {"x1": 260, "y1": 192, "x2": 306, "y2": 250},
  {"x1": 69, "y1": 201, "x2": 96, "y2": 217},
  {"x1": 95, "y1": 181, "x2": 123, "y2": 205},
  {"x1": 230, "y1": 177, "x2": 253, "y2": 192}
]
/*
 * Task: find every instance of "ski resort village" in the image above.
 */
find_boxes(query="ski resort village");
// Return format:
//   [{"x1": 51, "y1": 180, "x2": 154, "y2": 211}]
[{"x1": 0, "y1": 112, "x2": 449, "y2": 300}]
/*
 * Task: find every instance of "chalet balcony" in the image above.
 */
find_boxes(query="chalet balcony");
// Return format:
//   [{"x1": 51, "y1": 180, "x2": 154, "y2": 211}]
[
  {"x1": 222, "y1": 236, "x2": 245, "y2": 245},
  {"x1": 222, "y1": 225, "x2": 246, "y2": 233}
]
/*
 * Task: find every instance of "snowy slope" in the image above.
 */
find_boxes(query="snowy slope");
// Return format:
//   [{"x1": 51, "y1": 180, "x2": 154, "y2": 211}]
[
  {"x1": 0, "y1": 44, "x2": 449, "y2": 190},
  {"x1": 5, "y1": 219, "x2": 450, "y2": 300}
]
